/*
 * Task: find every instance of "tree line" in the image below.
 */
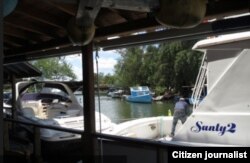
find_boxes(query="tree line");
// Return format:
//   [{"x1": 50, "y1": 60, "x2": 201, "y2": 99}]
[
  {"x1": 31, "y1": 40, "x2": 203, "y2": 97},
  {"x1": 111, "y1": 40, "x2": 203, "y2": 97}
]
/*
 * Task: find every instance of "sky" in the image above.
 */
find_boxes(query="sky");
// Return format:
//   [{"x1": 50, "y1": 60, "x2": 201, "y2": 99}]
[
  {"x1": 65, "y1": 50, "x2": 121, "y2": 80},
  {"x1": 65, "y1": 29, "x2": 250, "y2": 81}
]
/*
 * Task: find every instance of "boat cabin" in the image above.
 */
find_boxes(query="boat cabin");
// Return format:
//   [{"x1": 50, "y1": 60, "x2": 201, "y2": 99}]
[{"x1": 173, "y1": 32, "x2": 250, "y2": 146}]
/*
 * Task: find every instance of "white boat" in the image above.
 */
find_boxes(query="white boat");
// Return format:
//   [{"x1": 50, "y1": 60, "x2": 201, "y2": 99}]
[
  {"x1": 108, "y1": 116, "x2": 182, "y2": 140},
  {"x1": 109, "y1": 32, "x2": 250, "y2": 146},
  {"x1": 15, "y1": 81, "x2": 116, "y2": 142},
  {"x1": 107, "y1": 89, "x2": 124, "y2": 98}
]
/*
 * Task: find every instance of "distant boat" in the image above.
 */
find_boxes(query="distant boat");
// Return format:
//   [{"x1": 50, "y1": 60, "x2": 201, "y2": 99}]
[
  {"x1": 107, "y1": 89, "x2": 124, "y2": 98},
  {"x1": 125, "y1": 86, "x2": 152, "y2": 103}
]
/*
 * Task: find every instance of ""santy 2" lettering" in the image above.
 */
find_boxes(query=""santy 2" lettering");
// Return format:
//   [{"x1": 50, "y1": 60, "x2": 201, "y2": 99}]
[{"x1": 191, "y1": 121, "x2": 236, "y2": 136}]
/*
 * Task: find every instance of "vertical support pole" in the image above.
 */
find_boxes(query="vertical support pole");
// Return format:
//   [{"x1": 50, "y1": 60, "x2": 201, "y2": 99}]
[
  {"x1": 0, "y1": 0, "x2": 4, "y2": 162},
  {"x1": 81, "y1": 42, "x2": 96, "y2": 163},
  {"x1": 11, "y1": 75, "x2": 16, "y2": 120},
  {"x1": 3, "y1": 122, "x2": 9, "y2": 151},
  {"x1": 34, "y1": 127, "x2": 42, "y2": 163},
  {"x1": 156, "y1": 148, "x2": 164, "y2": 163}
]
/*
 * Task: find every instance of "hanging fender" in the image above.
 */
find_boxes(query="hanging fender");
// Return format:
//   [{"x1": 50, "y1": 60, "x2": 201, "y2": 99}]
[{"x1": 155, "y1": 0, "x2": 207, "y2": 28}]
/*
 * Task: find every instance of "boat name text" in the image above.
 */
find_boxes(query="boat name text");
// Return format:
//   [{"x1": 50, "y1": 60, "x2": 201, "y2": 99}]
[{"x1": 191, "y1": 121, "x2": 236, "y2": 136}]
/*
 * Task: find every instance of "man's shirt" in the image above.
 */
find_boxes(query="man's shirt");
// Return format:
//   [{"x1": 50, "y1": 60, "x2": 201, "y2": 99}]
[{"x1": 174, "y1": 101, "x2": 188, "y2": 110}]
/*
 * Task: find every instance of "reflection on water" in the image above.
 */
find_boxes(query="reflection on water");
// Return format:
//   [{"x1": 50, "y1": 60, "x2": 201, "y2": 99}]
[
  {"x1": 76, "y1": 95, "x2": 175, "y2": 124},
  {"x1": 130, "y1": 103, "x2": 152, "y2": 118},
  {"x1": 95, "y1": 96, "x2": 175, "y2": 124}
]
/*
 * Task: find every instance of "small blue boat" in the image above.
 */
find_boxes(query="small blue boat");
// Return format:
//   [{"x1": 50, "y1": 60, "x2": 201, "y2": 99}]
[{"x1": 126, "y1": 86, "x2": 152, "y2": 103}]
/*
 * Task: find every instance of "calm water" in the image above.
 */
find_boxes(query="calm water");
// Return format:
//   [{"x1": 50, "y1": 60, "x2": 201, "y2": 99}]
[{"x1": 93, "y1": 96, "x2": 175, "y2": 124}]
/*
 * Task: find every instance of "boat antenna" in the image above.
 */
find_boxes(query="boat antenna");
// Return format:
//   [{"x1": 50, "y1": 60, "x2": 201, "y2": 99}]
[{"x1": 95, "y1": 46, "x2": 102, "y2": 133}]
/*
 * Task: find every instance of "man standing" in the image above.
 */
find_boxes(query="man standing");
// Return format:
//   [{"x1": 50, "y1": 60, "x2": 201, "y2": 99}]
[{"x1": 170, "y1": 97, "x2": 188, "y2": 137}]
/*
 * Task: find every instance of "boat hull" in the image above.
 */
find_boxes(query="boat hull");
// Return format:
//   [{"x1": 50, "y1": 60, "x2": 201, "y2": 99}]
[
  {"x1": 126, "y1": 95, "x2": 152, "y2": 103},
  {"x1": 109, "y1": 116, "x2": 182, "y2": 139}
]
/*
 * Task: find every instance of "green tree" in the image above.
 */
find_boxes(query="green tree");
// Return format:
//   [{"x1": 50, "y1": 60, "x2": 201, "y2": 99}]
[
  {"x1": 114, "y1": 47, "x2": 144, "y2": 87},
  {"x1": 32, "y1": 57, "x2": 77, "y2": 80},
  {"x1": 113, "y1": 40, "x2": 203, "y2": 96},
  {"x1": 140, "y1": 45, "x2": 159, "y2": 87},
  {"x1": 102, "y1": 73, "x2": 116, "y2": 85}
]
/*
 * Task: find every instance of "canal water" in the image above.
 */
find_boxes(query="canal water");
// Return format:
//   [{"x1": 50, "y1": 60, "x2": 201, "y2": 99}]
[
  {"x1": 75, "y1": 95, "x2": 194, "y2": 124},
  {"x1": 90, "y1": 95, "x2": 176, "y2": 124}
]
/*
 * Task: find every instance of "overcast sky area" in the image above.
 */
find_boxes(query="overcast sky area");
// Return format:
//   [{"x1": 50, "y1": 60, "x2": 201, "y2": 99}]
[
  {"x1": 65, "y1": 30, "x2": 250, "y2": 81},
  {"x1": 65, "y1": 50, "x2": 121, "y2": 80}
]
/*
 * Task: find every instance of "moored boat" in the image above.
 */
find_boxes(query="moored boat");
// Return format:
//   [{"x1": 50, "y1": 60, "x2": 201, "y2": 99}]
[
  {"x1": 125, "y1": 86, "x2": 152, "y2": 103},
  {"x1": 108, "y1": 32, "x2": 250, "y2": 146},
  {"x1": 14, "y1": 81, "x2": 116, "y2": 142}
]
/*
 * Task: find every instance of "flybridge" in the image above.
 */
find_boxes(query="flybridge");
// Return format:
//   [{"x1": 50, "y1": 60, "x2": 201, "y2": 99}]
[{"x1": 173, "y1": 32, "x2": 250, "y2": 146}]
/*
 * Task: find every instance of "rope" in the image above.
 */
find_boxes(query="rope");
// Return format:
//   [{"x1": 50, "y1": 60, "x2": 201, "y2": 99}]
[
  {"x1": 95, "y1": 46, "x2": 103, "y2": 162},
  {"x1": 95, "y1": 47, "x2": 102, "y2": 133}
]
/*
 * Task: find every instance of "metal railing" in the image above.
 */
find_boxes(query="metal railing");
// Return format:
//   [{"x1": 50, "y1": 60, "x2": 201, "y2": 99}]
[
  {"x1": 191, "y1": 53, "x2": 207, "y2": 109},
  {"x1": 3, "y1": 118, "x2": 179, "y2": 163}
]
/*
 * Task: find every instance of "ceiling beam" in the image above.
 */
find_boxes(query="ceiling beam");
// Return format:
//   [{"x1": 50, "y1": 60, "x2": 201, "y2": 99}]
[
  {"x1": 4, "y1": 24, "x2": 50, "y2": 42},
  {"x1": 95, "y1": 8, "x2": 127, "y2": 27},
  {"x1": 4, "y1": 11, "x2": 250, "y2": 59},
  {"x1": 5, "y1": 15, "x2": 250, "y2": 63},
  {"x1": 4, "y1": 37, "x2": 71, "y2": 56},
  {"x1": 3, "y1": 43, "x2": 12, "y2": 49},
  {"x1": 4, "y1": 17, "x2": 160, "y2": 56},
  {"x1": 15, "y1": 9, "x2": 66, "y2": 29},
  {"x1": 96, "y1": 15, "x2": 250, "y2": 50},
  {"x1": 46, "y1": 0, "x2": 76, "y2": 16},
  {"x1": 3, "y1": 39, "x2": 22, "y2": 47},
  {"x1": 4, "y1": 35, "x2": 35, "y2": 46},
  {"x1": 95, "y1": 17, "x2": 160, "y2": 41},
  {"x1": 14, "y1": 0, "x2": 68, "y2": 29},
  {"x1": 205, "y1": 0, "x2": 250, "y2": 20},
  {"x1": 4, "y1": 46, "x2": 81, "y2": 64},
  {"x1": 5, "y1": 16, "x2": 60, "y2": 39}
]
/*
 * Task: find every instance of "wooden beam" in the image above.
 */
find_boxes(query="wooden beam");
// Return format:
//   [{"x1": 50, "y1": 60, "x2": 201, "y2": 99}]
[
  {"x1": 4, "y1": 35, "x2": 35, "y2": 46},
  {"x1": 4, "y1": 46, "x2": 81, "y2": 64},
  {"x1": 5, "y1": 15, "x2": 59, "y2": 39},
  {"x1": 110, "y1": 8, "x2": 147, "y2": 21},
  {"x1": 81, "y1": 42, "x2": 97, "y2": 162},
  {"x1": 95, "y1": 17, "x2": 160, "y2": 41},
  {"x1": 95, "y1": 8, "x2": 127, "y2": 27},
  {"x1": 3, "y1": 43, "x2": 12, "y2": 49},
  {"x1": 4, "y1": 24, "x2": 49, "y2": 42},
  {"x1": 46, "y1": 0, "x2": 76, "y2": 16},
  {"x1": 15, "y1": 9, "x2": 66, "y2": 29},
  {"x1": 97, "y1": 15, "x2": 250, "y2": 50},
  {"x1": 102, "y1": 0, "x2": 156, "y2": 12},
  {"x1": 0, "y1": 0, "x2": 4, "y2": 160},
  {"x1": 34, "y1": 127, "x2": 42, "y2": 163},
  {"x1": 205, "y1": 0, "x2": 250, "y2": 20},
  {"x1": 3, "y1": 17, "x2": 160, "y2": 56},
  {"x1": 3, "y1": 39, "x2": 22, "y2": 47},
  {"x1": 4, "y1": 37, "x2": 71, "y2": 56}
]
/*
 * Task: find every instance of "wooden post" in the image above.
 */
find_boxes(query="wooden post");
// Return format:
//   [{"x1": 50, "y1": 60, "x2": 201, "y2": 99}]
[
  {"x1": 34, "y1": 127, "x2": 42, "y2": 163},
  {"x1": 81, "y1": 42, "x2": 97, "y2": 163},
  {"x1": 3, "y1": 122, "x2": 9, "y2": 151},
  {"x1": 11, "y1": 75, "x2": 17, "y2": 120},
  {"x1": 0, "y1": 0, "x2": 4, "y2": 162}
]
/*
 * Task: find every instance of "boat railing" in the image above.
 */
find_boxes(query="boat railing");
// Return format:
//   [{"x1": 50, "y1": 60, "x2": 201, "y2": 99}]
[
  {"x1": 191, "y1": 53, "x2": 207, "y2": 110},
  {"x1": 4, "y1": 117, "x2": 180, "y2": 163}
]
